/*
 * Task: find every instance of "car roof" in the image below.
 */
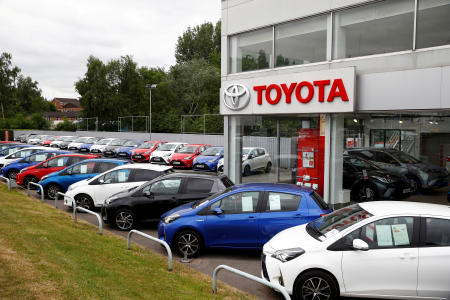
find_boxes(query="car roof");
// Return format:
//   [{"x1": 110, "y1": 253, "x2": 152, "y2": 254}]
[
  {"x1": 75, "y1": 158, "x2": 128, "y2": 164},
  {"x1": 232, "y1": 182, "x2": 313, "y2": 193},
  {"x1": 360, "y1": 201, "x2": 450, "y2": 217},
  {"x1": 184, "y1": 144, "x2": 208, "y2": 147},
  {"x1": 112, "y1": 164, "x2": 172, "y2": 172},
  {"x1": 158, "y1": 171, "x2": 227, "y2": 179}
]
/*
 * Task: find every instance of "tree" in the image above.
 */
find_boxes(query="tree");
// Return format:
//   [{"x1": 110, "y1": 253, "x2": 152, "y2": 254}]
[
  {"x1": 55, "y1": 117, "x2": 76, "y2": 131},
  {"x1": 0, "y1": 53, "x2": 20, "y2": 119},
  {"x1": 175, "y1": 21, "x2": 221, "y2": 67}
]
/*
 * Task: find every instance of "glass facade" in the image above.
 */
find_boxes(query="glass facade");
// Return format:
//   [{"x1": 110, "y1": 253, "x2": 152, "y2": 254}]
[{"x1": 228, "y1": 0, "x2": 450, "y2": 74}]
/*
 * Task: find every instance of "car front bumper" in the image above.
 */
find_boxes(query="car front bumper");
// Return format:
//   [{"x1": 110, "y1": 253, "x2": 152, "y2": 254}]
[{"x1": 150, "y1": 156, "x2": 169, "y2": 164}]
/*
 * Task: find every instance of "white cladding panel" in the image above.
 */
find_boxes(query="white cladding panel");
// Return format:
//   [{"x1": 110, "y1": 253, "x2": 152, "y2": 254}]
[{"x1": 221, "y1": 67, "x2": 355, "y2": 115}]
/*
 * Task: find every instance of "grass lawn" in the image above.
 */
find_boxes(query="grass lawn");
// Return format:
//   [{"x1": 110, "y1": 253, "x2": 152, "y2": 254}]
[{"x1": 0, "y1": 184, "x2": 255, "y2": 300}]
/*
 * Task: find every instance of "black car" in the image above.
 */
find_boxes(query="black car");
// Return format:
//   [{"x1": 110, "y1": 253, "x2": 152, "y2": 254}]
[
  {"x1": 343, "y1": 155, "x2": 411, "y2": 201},
  {"x1": 102, "y1": 139, "x2": 129, "y2": 157},
  {"x1": 101, "y1": 172, "x2": 234, "y2": 230}
]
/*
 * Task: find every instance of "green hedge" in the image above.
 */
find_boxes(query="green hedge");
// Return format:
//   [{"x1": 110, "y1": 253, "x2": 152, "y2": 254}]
[{"x1": 0, "y1": 130, "x2": 15, "y2": 141}]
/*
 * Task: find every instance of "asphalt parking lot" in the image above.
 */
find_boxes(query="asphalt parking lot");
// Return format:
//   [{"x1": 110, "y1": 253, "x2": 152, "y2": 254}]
[{"x1": 10, "y1": 181, "x2": 449, "y2": 300}]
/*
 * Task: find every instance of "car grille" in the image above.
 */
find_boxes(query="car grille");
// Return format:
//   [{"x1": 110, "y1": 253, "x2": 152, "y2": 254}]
[
  {"x1": 194, "y1": 164, "x2": 209, "y2": 170},
  {"x1": 151, "y1": 157, "x2": 164, "y2": 163},
  {"x1": 91, "y1": 149, "x2": 100, "y2": 153},
  {"x1": 261, "y1": 253, "x2": 269, "y2": 281},
  {"x1": 117, "y1": 152, "x2": 128, "y2": 157},
  {"x1": 69, "y1": 147, "x2": 77, "y2": 150},
  {"x1": 80, "y1": 148, "x2": 88, "y2": 152},
  {"x1": 171, "y1": 160, "x2": 185, "y2": 167},
  {"x1": 132, "y1": 154, "x2": 145, "y2": 160}
]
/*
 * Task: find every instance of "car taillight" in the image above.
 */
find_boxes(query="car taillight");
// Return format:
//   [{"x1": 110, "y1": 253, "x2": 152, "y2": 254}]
[{"x1": 320, "y1": 214, "x2": 328, "y2": 217}]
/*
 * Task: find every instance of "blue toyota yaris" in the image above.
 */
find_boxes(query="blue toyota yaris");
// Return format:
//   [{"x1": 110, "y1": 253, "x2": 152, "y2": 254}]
[
  {"x1": 39, "y1": 158, "x2": 128, "y2": 200},
  {"x1": 192, "y1": 146, "x2": 223, "y2": 172},
  {"x1": 0, "y1": 145, "x2": 34, "y2": 157},
  {"x1": 116, "y1": 140, "x2": 143, "y2": 159},
  {"x1": 1, "y1": 150, "x2": 69, "y2": 180},
  {"x1": 158, "y1": 183, "x2": 332, "y2": 257}
]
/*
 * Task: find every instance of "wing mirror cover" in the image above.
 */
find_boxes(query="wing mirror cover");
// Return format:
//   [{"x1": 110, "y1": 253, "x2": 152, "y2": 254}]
[
  {"x1": 352, "y1": 239, "x2": 369, "y2": 251},
  {"x1": 212, "y1": 207, "x2": 223, "y2": 215}
]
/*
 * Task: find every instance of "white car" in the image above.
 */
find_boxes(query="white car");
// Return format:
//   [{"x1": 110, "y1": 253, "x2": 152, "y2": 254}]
[
  {"x1": 150, "y1": 142, "x2": 187, "y2": 165},
  {"x1": 242, "y1": 147, "x2": 272, "y2": 176},
  {"x1": 217, "y1": 158, "x2": 224, "y2": 172},
  {"x1": 67, "y1": 136, "x2": 100, "y2": 151},
  {"x1": 49, "y1": 136, "x2": 76, "y2": 148},
  {"x1": 27, "y1": 135, "x2": 50, "y2": 145},
  {"x1": 64, "y1": 164, "x2": 173, "y2": 210},
  {"x1": 89, "y1": 138, "x2": 116, "y2": 154},
  {"x1": 262, "y1": 201, "x2": 450, "y2": 300},
  {"x1": 0, "y1": 146, "x2": 48, "y2": 169}
]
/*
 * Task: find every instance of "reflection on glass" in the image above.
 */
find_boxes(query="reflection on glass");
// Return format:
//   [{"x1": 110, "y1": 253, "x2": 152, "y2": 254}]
[{"x1": 417, "y1": 0, "x2": 450, "y2": 49}]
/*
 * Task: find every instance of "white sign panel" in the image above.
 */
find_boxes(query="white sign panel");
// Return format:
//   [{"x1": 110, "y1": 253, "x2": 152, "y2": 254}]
[{"x1": 220, "y1": 67, "x2": 355, "y2": 115}]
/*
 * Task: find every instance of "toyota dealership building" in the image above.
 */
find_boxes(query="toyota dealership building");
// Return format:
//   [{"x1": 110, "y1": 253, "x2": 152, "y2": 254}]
[{"x1": 220, "y1": 0, "x2": 450, "y2": 207}]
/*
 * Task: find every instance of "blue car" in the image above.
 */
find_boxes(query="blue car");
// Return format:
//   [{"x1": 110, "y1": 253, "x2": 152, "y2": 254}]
[
  {"x1": 158, "y1": 183, "x2": 332, "y2": 257},
  {"x1": 116, "y1": 140, "x2": 144, "y2": 159},
  {"x1": 192, "y1": 146, "x2": 223, "y2": 172},
  {"x1": 1, "y1": 150, "x2": 69, "y2": 180},
  {"x1": 0, "y1": 145, "x2": 34, "y2": 157},
  {"x1": 39, "y1": 158, "x2": 129, "y2": 200}
]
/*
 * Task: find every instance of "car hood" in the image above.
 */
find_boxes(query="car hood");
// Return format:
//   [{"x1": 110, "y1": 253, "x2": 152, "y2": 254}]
[
  {"x1": 118, "y1": 147, "x2": 135, "y2": 153},
  {"x1": 195, "y1": 155, "x2": 219, "y2": 164},
  {"x1": 103, "y1": 145, "x2": 122, "y2": 151},
  {"x1": 68, "y1": 179, "x2": 90, "y2": 190},
  {"x1": 367, "y1": 169, "x2": 406, "y2": 181},
  {"x1": 409, "y1": 163, "x2": 448, "y2": 174},
  {"x1": 91, "y1": 144, "x2": 108, "y2": 150},
  {"x1": 161, "y1": 202, "x2": 194, "y2": 218},
  {"x1": 264, "y1": 224, "x2": 317, "y2": 252},
  {"x1": 0, "y1": 157, "x2": 20, "y2": 165},
  {"x1": 133, "y1": 148, "x2": 152, "y2": 154},
  {"x1": 50, "y1": 141, "x2": 64, "y2": 145},
  {"x1": 151, "y1": 150, "x2": 173, "y2": 157},
  {"x1": 68, "y1": 142, "x2": 84, "y2": 147},
  {"x1": 171, "y1": 153, "x2": 194, "y2": 160},
  {"x1": 80, "y1": 143, "x2": 93, "y2": 148}
]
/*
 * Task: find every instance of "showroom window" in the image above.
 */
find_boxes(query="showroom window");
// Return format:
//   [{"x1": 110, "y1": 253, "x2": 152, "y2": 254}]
[
  {"x1": 333, "y1": 0, "x2": 415, "y2": 59},
  {"x1": 275, "y1": 15, "x2": 327, "y2": 67},
  {"x1": 229, "y1": 27, "x2": 273, "y2": 73},
  {"x1": 416, "y1": 0, "x2": 450, "y2": 49}
]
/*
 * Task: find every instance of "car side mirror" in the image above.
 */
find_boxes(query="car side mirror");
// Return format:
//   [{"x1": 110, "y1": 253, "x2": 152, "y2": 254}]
[
  {"x1": 212, "y1": 207, "x2": 223, "y2": 215},
  {"x1": 352, "y1": 239, "x2": 369, "y2": 251},
  {"x1": 143, "y1": 190, "x2": 154, "y2": 198},
  {"x1": 67, "y1": 170, "x2": 72, "y2": 175},
  {"x1": 248, "y1": 154, "x2": 254, "y2": 160},
  {"x1": 99, "y1": 179, "x2": 104, "y2": 184},
  {"x1": 43, "y1": 163, "x2": 48, "y2": 168}
]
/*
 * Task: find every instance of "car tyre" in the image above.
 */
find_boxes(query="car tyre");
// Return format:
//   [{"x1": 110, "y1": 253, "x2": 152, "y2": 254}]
[
  {"x1": 243, "y1": 165, "x2": 251, "y2": 177},
  {"x1": 47, "y1": 183, "x2": 61, "y2": 200},
  {"x1": 409, "y1": 176, "x2": 421, "y2": 194},
  {"x1": 75, "y1": 194, "x2": 94, "y2": 211},
  {"x1": 114, "y1": 209, "x2": 136, "y2": 231},
  {"x1": 174, "y1": 230, "x2": 203, "y2": 258},
  {"x1": 357, "y1": 184, "x2": 378, "y2": 202},
  {"x1": 23, "y1": 175, "x2": 39, "y2": 189},
  {"x1": 7, "y1": 169, "x2": 19, "y2": 181},
  {"x1": 293, "y1": 270, "x2": 338, "y2": 300},
  {"x1": 265, "y1": 162, "x2": 272, "y2": 173}
]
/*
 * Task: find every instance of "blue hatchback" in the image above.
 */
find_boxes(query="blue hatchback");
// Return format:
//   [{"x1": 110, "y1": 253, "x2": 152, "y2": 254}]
[
  {"x1": 116, "y1": 140, "x2": 143, "y2": 159},
  {"x1": 192, "y1": 146, "x2": 223, "y2": 172},
  {"x1": 39, "y1": 158, "x2": 129, "y2": 200},
  {"x1": 0, "y1": 145, "x2": 34, "y2": 157},
  {"x1": 158, "y1": 183, "x2": 332, "y2": 257},
  {"x1": 1, "y1": 150, "x2": 69, "y2": 180}
]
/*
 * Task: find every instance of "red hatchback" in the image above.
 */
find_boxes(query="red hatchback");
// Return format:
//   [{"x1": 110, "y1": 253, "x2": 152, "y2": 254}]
[
  {"x1": 131, "y1": 140, "x2": 166, "y2": 162},
  {"x1": 169, "y1": 144, "x2": 210, "y2": 169},
  {"x1": 41, "y1": 136, "x2": 60, "y2": 147},
  {"x1": 16, "y1": 154, "x2": 99, "y2": 188}
]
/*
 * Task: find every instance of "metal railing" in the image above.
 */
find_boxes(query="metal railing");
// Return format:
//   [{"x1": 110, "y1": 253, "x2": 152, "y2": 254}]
[
  {"x1": 27, "y1": 182, "x2": 44, "y2": 202},
  {"x1": 56, "y1": 192, "x2": 103, "y2": 235},
  {"x1": 212, "y1": 264, "x2": 290, "y2": 300},
  {"x1": 127, "y1": 230, "x2": 173, "y2": 271},
  {"x1": 0, "y1": 176, "x2": 11, "y2": 191}
]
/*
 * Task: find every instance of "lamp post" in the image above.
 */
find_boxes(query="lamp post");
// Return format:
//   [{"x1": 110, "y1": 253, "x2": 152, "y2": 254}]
[{"x1": 145, "y1": 84, "x2": 157, "y2": 140}]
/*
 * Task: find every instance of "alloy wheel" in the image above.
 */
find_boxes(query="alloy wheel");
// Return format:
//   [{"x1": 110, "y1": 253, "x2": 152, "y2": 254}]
[
  {"x1": 76, "y1": 195, "x2": 93, "y2": 210},
  {"x1": 115, "y1": 211, "x2": 134, "y2": 230},
  {"x1": 177, "y1": 232, "x2": 200, "y2": 257},
  {"x1": 47, "y1": 184, "x2": 61, "y2": 200},
  {"x1": 24, "y1": 176, "x2": 38, "y2": 189},
  {"x1": 301, "y1": 277, "x2": 331, "y2": 300},
  {"x1": 8, "y1": 170, "x2": 18, "y2": 181}
]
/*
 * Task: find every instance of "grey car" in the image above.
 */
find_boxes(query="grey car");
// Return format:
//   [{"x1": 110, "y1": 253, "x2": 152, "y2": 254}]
[{"x1": 347, "y1": 148, "x2": 448, "y2": 193}]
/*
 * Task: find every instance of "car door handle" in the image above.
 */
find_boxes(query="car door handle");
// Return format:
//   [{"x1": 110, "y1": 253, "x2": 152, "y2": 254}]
[{"x1": 294, "y1": 213, "x2": 302, "y2": 218}]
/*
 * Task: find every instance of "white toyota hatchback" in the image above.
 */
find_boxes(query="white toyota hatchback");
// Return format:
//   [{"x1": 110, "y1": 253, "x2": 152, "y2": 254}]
[
  {"x1": 262, "y1": 201, "x2": 450, "y2": 300},
  {"x1": 64, "y1": 164, "x2": 173, "y2": 210}
]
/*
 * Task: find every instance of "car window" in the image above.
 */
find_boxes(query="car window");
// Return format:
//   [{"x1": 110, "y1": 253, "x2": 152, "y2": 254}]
[
  {"x1": 258, "y1": 148, "x2": 266, "y2": 156},
  {"x1": 147, "y1": 178, "x2": 182, "y2": 195},
  {"x1": 344, "y1": 217, "x2": 415, "y2": 249},
  {"x1": 94, "y1": 162, "x2": 119, "y2": 173},
  {"x1": 70, "y1": 156, "x2": 90, "y2": 165},
  {"x1": 132, "y1": 169, "x2": 162, "y2": 182},
  {"x1": 27, "y1": 153, "x2": 51, "y2": 162},
  {"x1": 11, "y1": 149, "x2": 34, "y2": 158},
  {"x1": 185, "y1": 178, "x2": 214, "y2": 194},
  {"x1": 249, "y1": 149, "x2": 258, "y2": 157},
  {"x1": 102, "y1": 169, "x2": 131, "y2": 184},
  {"x1": 264, "y1": 192, "x2": 301, "y2": 212},
  {"x1": 210, "y1": 191, "x2": 260, "y2": 214},
  {"x1": 425, "y1": 218, "x2": 450, "y2": 247},
  {"x1": 374, "y1": 152, "x2": 398, "y2": 164},
  {"x1": 47, "y1": 157, "x2": 69, "y2": 167},
  {"x1": 69, "y1": 162, "x2": 96, "y2": 175}
]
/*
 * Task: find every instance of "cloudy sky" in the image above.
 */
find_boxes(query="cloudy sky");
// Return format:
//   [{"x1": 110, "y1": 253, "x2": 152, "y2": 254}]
[{"x1": 0, "y1": 0, "x2": 221, "y2": 99}]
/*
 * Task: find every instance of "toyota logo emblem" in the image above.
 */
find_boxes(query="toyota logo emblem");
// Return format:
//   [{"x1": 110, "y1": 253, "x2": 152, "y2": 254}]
[{"x1": 222, "y1": 84, "x2": 250, "y2": 111}]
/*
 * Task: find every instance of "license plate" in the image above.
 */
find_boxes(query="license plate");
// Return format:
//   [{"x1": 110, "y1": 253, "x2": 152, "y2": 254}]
[
  {"x1": 92, "y1": 150, "x2": 99, "y2": 153},
  {"x1": 118, "y1": 153, "x2": 126, "y2": 157},
  {"x1": 134, "y1": 155, "x2": 143, "y2": 159},
  {"x1": 153, "y1": 157, "x2": 161, "y2": 161},
  {"x1": 196, "y1": 164, "x2": 205, "y2": 168},
  {"x1": 403, "y1": 188, "x2": 411, "y2": 193},
  {"x1": 80, "y1": 149, "x2": 87, "y2": 152},
  {"x1": 172, "y1": 161, "x2": 181, "y2": 165}
]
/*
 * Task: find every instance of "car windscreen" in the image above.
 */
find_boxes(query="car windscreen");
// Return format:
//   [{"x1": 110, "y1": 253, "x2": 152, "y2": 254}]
[
  {"x1": 86, "y1": 138, "x2": 97, "y2": 143},
  {"x1": 138, "y1": 142, "x2": 155, "y2": 149},
  {"x1": 96, "y1": 139, "x2": 112, "y2": 145},
  {"x1": 110, "y1": 139, "x2": 127, "y2": 146},
  {"x1": 63, "y1": 136, "x2": 76, "y2": 141},
  {"x1": 123, "y1": 140, "x2": 138, "y2": 147},
  {"x1": 201, "y1": 147, "x2": 222, "y2": 156},
  {"x1": 178, "y1": 146, "x2": 197, "y2": 154},
  {"x1": 345, "y1": 156, "x2": 378, "y2": 171},
  {"x1": 158, "y1": 143, "x2": 178, "y2": 151},
  {"x1": 388, "y1": 151, "x2": 421, "y2": 164},
  {"x1": 307, "y1": 204, "x2": 372, "y2": 240}
]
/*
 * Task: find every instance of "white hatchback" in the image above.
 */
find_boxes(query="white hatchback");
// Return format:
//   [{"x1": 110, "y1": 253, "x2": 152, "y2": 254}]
[
  {"x1": 150, "y1": 142, "x2": 186, "y2": 165},
  {"x1": 262, "y1": 201, "x2": 450, "y2": 300},
  {"x1": 242, "y1": 147, "x2": 272, "y2": 176},
  {"x1": 64, "y1": 164, "x2": 173, "y2": 210}
]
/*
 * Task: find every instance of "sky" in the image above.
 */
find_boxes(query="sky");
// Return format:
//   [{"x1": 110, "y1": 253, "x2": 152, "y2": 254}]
[{"x1": 0, "y1": 0, "x2": 221, "y2": 99}]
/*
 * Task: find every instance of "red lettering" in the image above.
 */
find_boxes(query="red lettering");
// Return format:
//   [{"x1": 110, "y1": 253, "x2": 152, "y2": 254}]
[
  {"x1": 295, "y1": 81, "x2": 314, "y2": 103},
  {"x1": 313, "y1": 80, "x2": 330, "y2": 102},
  {"x1": 327, "y1": 79, "x2": 349, "y2": 102},
  {"x1": 265, "y1": 84, "x2": 282, "y2": 105},
  {"x1": 280, "y1": 83, "x2": 296, "y2": 104},
  {"x1": 253, "y1": 85, "x2": 266, "y2": 105}
]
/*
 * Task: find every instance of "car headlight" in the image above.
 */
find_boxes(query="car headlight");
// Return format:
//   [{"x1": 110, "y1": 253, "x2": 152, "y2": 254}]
[
  {"x1": 19, "y1": 167, "x2": 28, "y2": 174},
  {"x1": 208, "y1": 159, "x2": 217, "y2": 163},
  {"x1": 41, "y1": 175, "x2": 49, "y2": 181},
  {"x1": 164, "y1": 213, "x2": 181, "y2": 224},
  {"x1": 105, "y1": 197, "x2": 118, "y2": 205},
  {"x1": 144, "y1": 151, "x2": 152, "y2": 154},
  {"x1": 271, "y1": 248, "x2": 305, "y2": 262},
  {"x1": 184, "y1": 156, "x2": 193, "y2": 160},
  {"x1": 372, "y1": 175, "x2": 393, "y2": 184}
]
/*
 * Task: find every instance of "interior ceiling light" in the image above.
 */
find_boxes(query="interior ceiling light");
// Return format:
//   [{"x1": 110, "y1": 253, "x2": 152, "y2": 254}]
[
  {"x1": 353, "y1": 118, "x2": 358, "y2": 123},
  {"x1": 399, "y1": 120, "x2": 403, "y2": 124}
]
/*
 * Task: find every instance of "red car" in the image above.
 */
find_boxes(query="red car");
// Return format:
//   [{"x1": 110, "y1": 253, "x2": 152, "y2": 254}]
[
  {"x1": 16, "y1": 154, "x2": 99, "y2": 188},
  {"x1": 131, "y1": 140, "x2": 166, "y2": 162},
  {"x1": 41, "y1": 136, "x2": 60, "y2": 147},
  {"x1": 169, "y1": 144, "x2": 210, "y2": 169}
]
